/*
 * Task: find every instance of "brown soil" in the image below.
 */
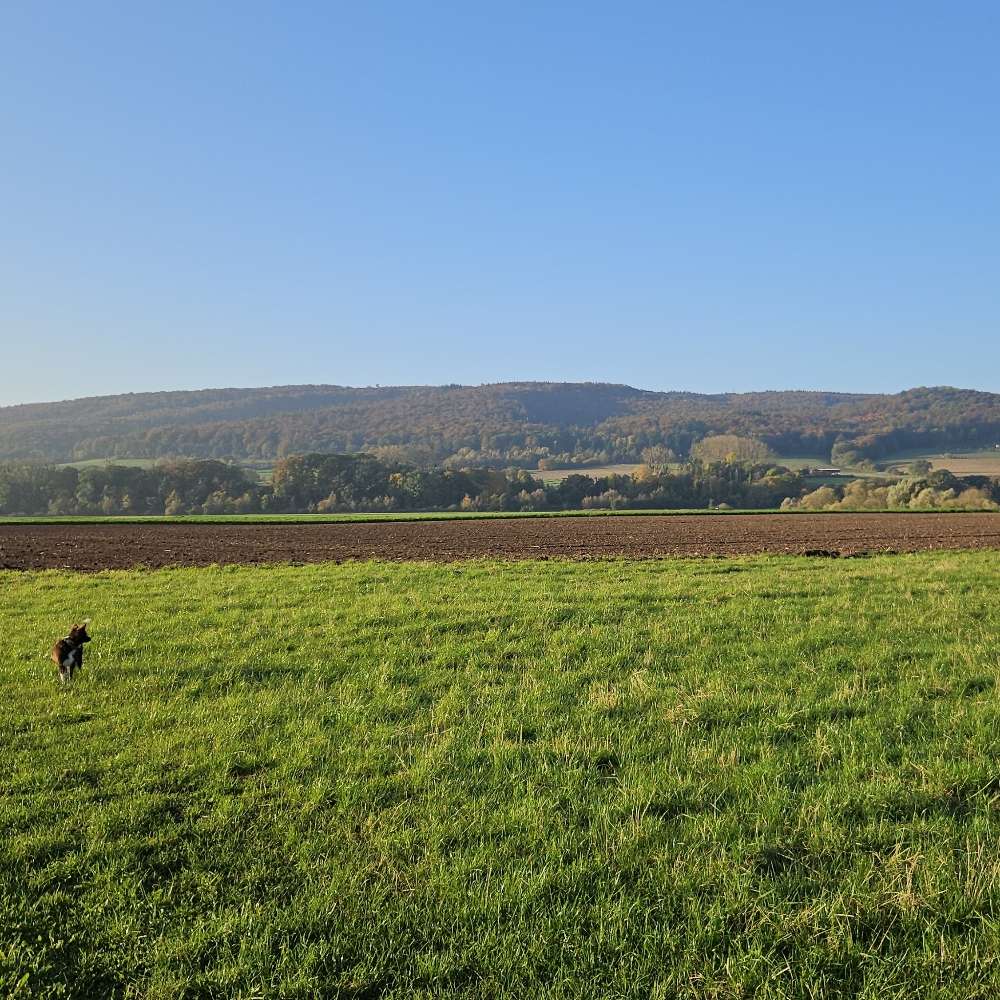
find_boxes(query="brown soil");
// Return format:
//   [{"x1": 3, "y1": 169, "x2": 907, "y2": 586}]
[{"x1": 2, "y1": 513, "x2": 1000, "y2": 571}]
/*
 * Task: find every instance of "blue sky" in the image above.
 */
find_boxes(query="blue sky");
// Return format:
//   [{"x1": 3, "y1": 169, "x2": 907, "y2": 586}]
[{"x1": 2, "y1": 1, "x2": 998, "y2": 405}]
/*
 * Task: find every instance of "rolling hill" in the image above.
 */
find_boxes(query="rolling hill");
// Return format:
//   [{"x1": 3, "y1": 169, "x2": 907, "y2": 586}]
[{"x1": 1, "y1": 382, "x2": 998, "y2": 469}]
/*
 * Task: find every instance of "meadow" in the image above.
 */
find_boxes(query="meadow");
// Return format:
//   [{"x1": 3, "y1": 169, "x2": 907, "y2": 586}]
[{"x1": 3, "y1": 552, "x2": 1000, "y2": 998}]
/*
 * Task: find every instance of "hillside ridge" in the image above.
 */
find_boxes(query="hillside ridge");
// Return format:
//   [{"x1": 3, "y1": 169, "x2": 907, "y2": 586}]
[{"x1": 0, "y1": 382, "x2": 997, "y2": 467}]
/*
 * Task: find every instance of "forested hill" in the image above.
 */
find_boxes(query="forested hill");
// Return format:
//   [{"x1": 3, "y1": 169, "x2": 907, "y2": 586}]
[{"x1": 1, "y1": 382, "x2": 998, "y2": 468}]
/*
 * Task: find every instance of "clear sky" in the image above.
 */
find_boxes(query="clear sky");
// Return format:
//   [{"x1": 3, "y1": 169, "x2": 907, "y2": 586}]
[{"x1": 2, "y1": 1, "x2": 998, "y2": 406}]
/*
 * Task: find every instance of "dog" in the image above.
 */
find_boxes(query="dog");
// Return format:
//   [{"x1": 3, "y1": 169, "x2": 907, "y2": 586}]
[{"x1": 51, "y1": 621, "x2": 91, "y2": 684}]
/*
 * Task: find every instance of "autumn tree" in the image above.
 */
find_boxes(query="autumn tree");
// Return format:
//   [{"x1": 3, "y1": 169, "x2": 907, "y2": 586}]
[
  {"x1": 691, "y1": 435, "x2": 773, "y2": 465},
  {"x1": 640, "y1": 446, "x2": 676, "y2": 473}
]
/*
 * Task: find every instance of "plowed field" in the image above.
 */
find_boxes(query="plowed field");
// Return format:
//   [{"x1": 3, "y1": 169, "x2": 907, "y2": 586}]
[{"x1": 2, "y1": 513, "x2": 999, "y2": 570}]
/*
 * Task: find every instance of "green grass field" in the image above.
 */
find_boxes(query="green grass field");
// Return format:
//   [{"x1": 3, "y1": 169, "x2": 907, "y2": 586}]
[{"x1": 4, "y1": 553, "x2": 1000, "y2": 997}]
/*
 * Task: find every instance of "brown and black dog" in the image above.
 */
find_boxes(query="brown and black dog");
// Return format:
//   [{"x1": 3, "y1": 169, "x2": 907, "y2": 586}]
[{"x1": 51, "y1": 622, "x2": 91, "y2": 684}]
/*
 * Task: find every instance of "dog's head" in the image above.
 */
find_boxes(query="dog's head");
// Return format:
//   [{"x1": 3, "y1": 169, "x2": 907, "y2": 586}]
[{"x1": 69, "y1": 622, "x2": 91, "y2": 645}]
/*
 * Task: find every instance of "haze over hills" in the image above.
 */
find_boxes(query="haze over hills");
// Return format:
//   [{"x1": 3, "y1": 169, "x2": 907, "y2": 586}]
[{"x1": 1, "y1": 382, "x2": 998, "y2": 469}]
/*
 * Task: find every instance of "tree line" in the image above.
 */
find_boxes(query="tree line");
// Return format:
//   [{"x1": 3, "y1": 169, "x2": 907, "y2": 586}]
[
  {"x1": 780, "y1": 470, "x2": 1000, "y2": 512},
  {"x1": 1, "y1": 453, "x2": 815, "y2": 516}
]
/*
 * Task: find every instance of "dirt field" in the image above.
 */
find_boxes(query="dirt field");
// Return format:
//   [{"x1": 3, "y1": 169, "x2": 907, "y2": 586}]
[{"x1": 2, "y1": 513, "x2": 1000, "y2": 570}]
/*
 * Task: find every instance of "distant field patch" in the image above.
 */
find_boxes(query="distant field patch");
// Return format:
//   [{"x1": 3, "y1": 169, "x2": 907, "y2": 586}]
[
  {"x1": 761, "y1": 455, "x2": 828, "y2": 470},
  {"x1": 537, "y1": 459, "x2": 900, "y2": 484},
  {"x1": 774, "y1": 456, "x2": 897, "y2": 481},
  {"x1": 57, "y1": 457, "x2": 161, "y2": 470},
  {"x1": 535, "y1": 463, "x2": 642, "y2": 483},
  {"x1": 928, "y1": 451, "x2": 1000, "y2": 476},
  {"x1": 878, "y1": 448, "x2": 1000, "y2": 477}
]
